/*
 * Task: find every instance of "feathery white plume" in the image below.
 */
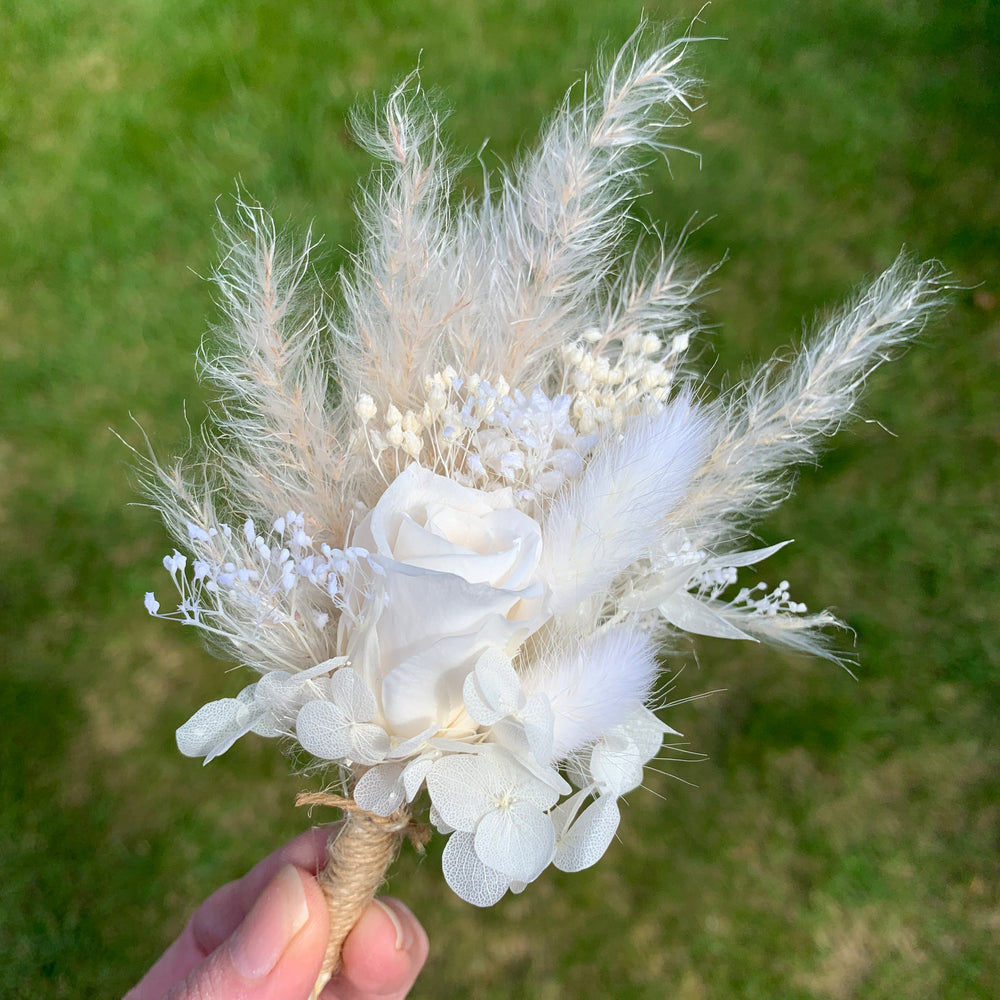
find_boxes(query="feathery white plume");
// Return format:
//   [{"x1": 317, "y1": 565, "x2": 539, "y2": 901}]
[
  {"x1": 203, "y1": 203, "x2": 350, "y2": 538},
  {"x1": 541, "y1": 397, "x2": 709, "y2": 614},
  {"x1": 677, "y1": 254, "x2": 944, "y2": 543},
  {"x1": 475, "y1": 25, "x2": 702, "y2": 388},
  {"x1": 337, "y1": 74, "x2": 459, "y2": 417},
  {"x1": 523, "y1": 626, "x2": 660, "y2": 762}
]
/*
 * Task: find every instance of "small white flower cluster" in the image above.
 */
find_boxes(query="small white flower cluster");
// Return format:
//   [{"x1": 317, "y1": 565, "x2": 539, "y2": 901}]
[
  {"x1": 145, "y1": 511, "x2": 371, "y2": 666},
  {"x1": 731, "y1": 580, "x2": 808, "y2": 617},
  {"x1": 560, "y1": 328, "x2": 689, "y2": 434},
  {"x1": 355, "y1": 369, "x2": 598, "y2": 511},
  {"x1": 689, "y1": 554, "x2": 808, "y2": 617}
]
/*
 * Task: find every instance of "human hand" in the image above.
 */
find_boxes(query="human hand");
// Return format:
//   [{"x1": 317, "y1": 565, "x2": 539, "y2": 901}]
[{"x1": 124, "y1": 825, "x2": 428, "y2": 1000}]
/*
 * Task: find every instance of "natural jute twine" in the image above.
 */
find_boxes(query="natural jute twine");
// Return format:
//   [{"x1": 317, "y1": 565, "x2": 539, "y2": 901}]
[{"x1": 295, "y1": 792, "x2": 430, "y2": 999}]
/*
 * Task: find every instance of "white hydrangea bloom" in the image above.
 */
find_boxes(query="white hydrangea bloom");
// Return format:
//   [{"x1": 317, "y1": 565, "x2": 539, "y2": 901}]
[
  {"x1": 295, "y1": 668, "x2": 390, "y2": 766},
  {"x1": 427, "y1": 747, "x2": 569, "y2": 897},
  {"x1": 463, "y1": 648, "x2": 555, "y2": 766}
]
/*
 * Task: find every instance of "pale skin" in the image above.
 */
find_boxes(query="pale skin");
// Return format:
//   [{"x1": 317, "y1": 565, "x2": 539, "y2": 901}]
[{"x1": 125, "y1": 825, "x2": 428, "y2": 1000}]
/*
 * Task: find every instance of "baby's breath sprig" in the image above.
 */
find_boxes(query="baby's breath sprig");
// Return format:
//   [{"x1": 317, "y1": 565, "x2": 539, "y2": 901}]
[
  {"x1": 560, "y1": 326, "x2": 690, "y2": 434},
  {"x1": 353, "y1": 368, "x2": 599, "y2": 514},
  {"x1": 145, "y1": 511, "x2": 373, "y2": 674}
]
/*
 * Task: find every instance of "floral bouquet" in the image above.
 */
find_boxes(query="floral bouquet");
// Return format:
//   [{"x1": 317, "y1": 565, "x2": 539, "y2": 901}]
[{"x1": 140, "y1": 24, "x2": 941, "y2": 994}]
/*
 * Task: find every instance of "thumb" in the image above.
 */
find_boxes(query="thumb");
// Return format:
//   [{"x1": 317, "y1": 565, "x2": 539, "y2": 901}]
[{"x1": 165, "y1": 864, "x2": 329, "y2": 1000}]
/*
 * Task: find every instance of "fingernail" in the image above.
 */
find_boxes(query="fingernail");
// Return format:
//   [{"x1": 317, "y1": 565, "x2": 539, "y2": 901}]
[
  {"x1": 374, "y1": 898, "x2": 415, "y2": 952},
  {"x1": 229, "y1": 865, "x2": 310, "y2": 979}
]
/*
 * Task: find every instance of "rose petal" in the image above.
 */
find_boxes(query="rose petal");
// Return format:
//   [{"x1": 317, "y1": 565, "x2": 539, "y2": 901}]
[
  {"x1": 371, "y1": 560, "x2": 525, "y2": 669},
  {"x1": 387, "y1": 723, "x2": 439, "y2": 759},
  {"x1": 381, "y1": 617, "x2": 517, "y2": 735}
]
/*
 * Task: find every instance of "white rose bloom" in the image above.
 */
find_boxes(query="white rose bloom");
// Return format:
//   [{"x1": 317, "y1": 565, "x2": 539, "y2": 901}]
[{"x1": 344, "y1": 465, "x2": 549, "y2": 739}]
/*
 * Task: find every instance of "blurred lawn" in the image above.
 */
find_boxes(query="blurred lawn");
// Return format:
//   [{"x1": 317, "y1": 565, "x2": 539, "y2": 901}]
[{"x1": 1, "y1": 1, "x2": 997, "y2": 997}]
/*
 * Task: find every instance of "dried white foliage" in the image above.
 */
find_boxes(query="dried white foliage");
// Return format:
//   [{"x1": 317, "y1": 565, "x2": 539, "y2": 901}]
[{"x1": 140, "y1": 23, "x2": 944, "y2": 906}]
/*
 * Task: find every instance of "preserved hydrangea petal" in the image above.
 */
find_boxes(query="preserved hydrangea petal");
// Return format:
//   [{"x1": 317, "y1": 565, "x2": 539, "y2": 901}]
[
  {"x1": 462, "y1": 648, "x2": 521, "y2": 726},
  {"x1": 295, "y1": 668, "x2": 390, "y2": 765},
  {"x1": 353, "y1": 762, "x2": 407, "y2": 816},
  {"x1": 176, "y1": 685, "x2": 260, "y2": 763},
  {"x1": 552, "y1": 793, "x2": 621, "y2": 873},
  {"x1": 329, "y1": 666, "x2": 379, "y2": 719},
  {"x1": 425, "y1": 754, "x2": 493, "y2": 832},
  {"x1": 588, "y1": 705, "x2": 671, "y2": 796},
  {"x1": 249, "y1": 659, "x2": 344, "y2": 738},
  {"x1": 401, "y1": 754, "x2": 436, "y2": 801},
  {"x1": 474, "y1": 801, "x2": 555, "y2": 882},
  {"x1": 441, "y1": 832, "x2": 510, "y2": 907}
]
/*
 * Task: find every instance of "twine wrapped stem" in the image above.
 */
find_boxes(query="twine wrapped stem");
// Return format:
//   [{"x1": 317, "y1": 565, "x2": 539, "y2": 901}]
[{"x1": 295, "y1": 792, "x2": 429, "y2": 999}]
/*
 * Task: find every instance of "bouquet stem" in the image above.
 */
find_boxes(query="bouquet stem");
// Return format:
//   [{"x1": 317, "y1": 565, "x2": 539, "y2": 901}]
[{"x1": 295, "y1": 792, "x2": 427, "y2": 999}]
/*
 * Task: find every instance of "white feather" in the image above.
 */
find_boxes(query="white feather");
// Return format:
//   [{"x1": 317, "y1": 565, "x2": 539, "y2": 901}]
[
  {"x1": 541, "y1": 396, "x2": 710, "y2": 613},
  {"x1": 523, "y1": 626, "x2": 659, "y2": 762}
]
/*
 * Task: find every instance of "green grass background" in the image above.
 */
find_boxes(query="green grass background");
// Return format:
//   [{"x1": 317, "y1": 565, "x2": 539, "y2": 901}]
[{"x1": 2, "y1": 1, "x2": 997, "y2": 997}]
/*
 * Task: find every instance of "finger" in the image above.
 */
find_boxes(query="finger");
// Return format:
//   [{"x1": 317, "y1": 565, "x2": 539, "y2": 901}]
[
  {"x1": 191, "y1": 823, "x2": 339, "y2": 956},
  {"x1": 327, "y1": 897, "x2": 429, "y2": 1000},
  {"x1": 125, "y1": 826, "x2": 340, "y2": 999},
  {"x1": 164, "y1": 863, "x2": 330, "y2": 1000}
]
